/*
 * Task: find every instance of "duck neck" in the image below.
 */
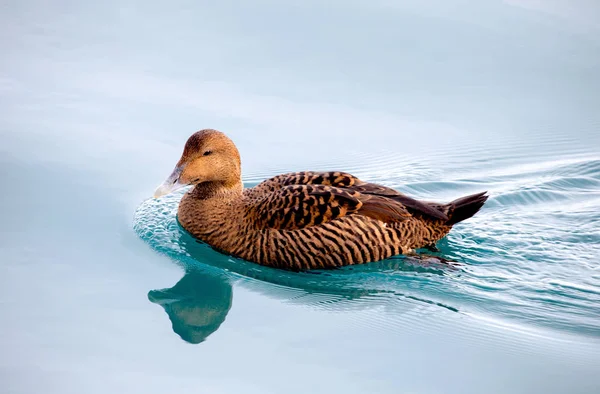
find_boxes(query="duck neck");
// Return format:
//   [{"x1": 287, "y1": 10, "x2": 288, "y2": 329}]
[{"x1": 190, "y1": 179, "x2": 243, "y2": 200}]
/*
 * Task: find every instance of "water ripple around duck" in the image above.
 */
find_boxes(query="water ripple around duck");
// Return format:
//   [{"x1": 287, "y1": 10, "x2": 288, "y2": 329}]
[{"x1": 135, "y1": 154, "x2": 600, "y2": 340}]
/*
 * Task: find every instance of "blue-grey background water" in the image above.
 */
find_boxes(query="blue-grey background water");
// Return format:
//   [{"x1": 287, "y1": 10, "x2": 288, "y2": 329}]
[{"x1": 1, "y1": 1, "x2": 600, "y2": 393}]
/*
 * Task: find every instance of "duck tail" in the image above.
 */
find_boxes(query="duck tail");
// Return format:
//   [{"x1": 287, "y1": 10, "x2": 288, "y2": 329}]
[{"x1": 445, "y1": 191, "x2": 488, "y2": 225}]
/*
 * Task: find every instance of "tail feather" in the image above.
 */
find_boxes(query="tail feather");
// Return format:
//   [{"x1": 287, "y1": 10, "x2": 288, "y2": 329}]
[{"x1": 445, "y1": 191, "x2": 488, "y2": 225}]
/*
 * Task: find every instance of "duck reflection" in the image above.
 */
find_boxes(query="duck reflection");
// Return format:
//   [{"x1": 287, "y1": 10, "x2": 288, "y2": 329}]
[
  {"x1": 142, "y1": 193, "x2": 458, "y2": 345},
  {"x1": 148, "y1": 269, "x2": 232, "y2": 344},
  {"x1": 148, "y1": 230, "x2": 458, "y2": 344}
]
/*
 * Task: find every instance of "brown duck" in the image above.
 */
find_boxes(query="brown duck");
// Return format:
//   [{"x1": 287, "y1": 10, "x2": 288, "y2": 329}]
[{"x1": 154, "y1": 129, "x2": 488, "y2": 271}]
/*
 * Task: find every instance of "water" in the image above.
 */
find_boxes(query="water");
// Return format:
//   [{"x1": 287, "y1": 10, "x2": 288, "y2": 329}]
[{"x1": 2, "y1": 1, "x2": 600, "y2": 393}]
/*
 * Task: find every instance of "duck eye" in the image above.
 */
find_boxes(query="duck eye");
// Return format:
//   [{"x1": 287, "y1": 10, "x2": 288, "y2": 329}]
[{"x1": 203, "y1": 150, "x2": 212, "y2": 156}]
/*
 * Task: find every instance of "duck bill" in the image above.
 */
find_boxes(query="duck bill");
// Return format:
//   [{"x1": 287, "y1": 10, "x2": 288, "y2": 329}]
[{"x1": 154, "y1": 165, "x2": 186, "y2": 198}]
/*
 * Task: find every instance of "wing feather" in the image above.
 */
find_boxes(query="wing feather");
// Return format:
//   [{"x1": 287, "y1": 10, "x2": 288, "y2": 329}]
[
  {"x1": 248, "y1": 171, "x2": 447, "y2": 223},
  {"x1": 251, "y1": 185, "x2": 410, "y2": 230}
]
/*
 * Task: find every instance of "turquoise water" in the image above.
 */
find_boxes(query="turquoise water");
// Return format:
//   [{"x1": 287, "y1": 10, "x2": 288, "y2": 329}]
[{"x1": 2, "y1": 1, "x2": 600, "y2": 393}]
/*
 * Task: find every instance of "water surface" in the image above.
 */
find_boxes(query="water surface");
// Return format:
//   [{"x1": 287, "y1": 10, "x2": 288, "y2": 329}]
[{"x1": 1, "y1": 1, "x2": 600, "y2": 393}]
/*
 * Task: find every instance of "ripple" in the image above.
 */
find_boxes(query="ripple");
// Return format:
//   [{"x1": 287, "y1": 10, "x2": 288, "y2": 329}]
[{"x1": 135, "y1": 158, "x2": 600, "y2": 340}]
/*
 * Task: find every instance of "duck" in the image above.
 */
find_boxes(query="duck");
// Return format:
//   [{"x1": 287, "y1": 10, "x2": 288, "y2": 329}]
[{"x1": 153, "y1": 129, "x2": 488, "y2": 271}]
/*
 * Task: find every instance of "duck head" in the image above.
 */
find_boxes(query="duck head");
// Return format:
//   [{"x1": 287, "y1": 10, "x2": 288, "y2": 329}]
[{"x1": 154, "y1": 129, "x2": 242, "y2": 198}]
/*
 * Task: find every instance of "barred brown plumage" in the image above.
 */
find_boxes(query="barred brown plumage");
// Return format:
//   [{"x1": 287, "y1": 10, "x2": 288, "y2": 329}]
[{"x1": 154, "y1": 129, "x2": 488, "y2": 270}]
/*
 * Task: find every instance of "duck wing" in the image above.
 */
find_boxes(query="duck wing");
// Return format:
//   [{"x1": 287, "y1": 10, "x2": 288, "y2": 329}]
[
  {"x1": 251, "y1": 184, "x2": 411, "y2": 231},
  {"x1": 251, "y1": 171, "x2": 448, "y2": 221},
  {"x1": 249, "y1": 171, "x2": 359, "y2": 196},
  {"x1": 348, "y1": 183, "x2": 448, "y2": 221}
]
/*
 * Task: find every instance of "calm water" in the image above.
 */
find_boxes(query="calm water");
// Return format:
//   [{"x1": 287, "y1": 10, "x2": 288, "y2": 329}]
[{"x1": 2, "y1": 1, "x2": 600, "y2": 393}]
